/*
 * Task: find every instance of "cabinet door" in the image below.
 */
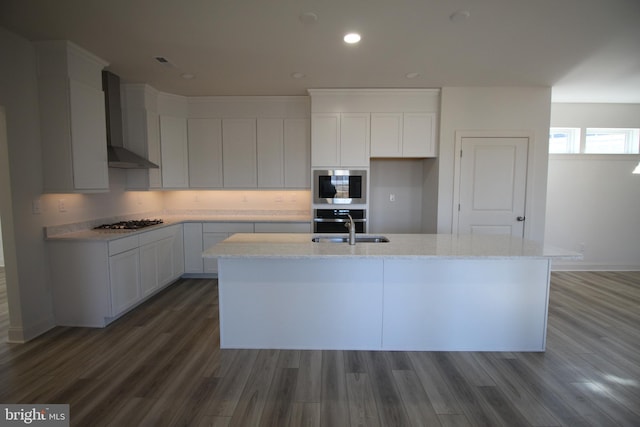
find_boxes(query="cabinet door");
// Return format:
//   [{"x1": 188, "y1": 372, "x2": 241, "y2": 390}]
[
  {"x1": 311, "y1": 113, "x2": 340, "y2": 167},
  {"x1": 222, "y1": 119, "x2": 257, "y2": 188},
  {"x1": 69, "y1": 79, "x2": 109, "y2": 190},
  {"x1": 109, "y1": 248, "x2": 140, "y2": 316},
  {"x1": 183, "y1": 223, "x2": 204, "y2": 273},
  {"x1": 284, "y1": 118, "x2": 310, "y2": 188},
  {"x1": 160, "y1": 115, "x2": 189, "y2": 188},
  {"x1": 172, "y1": 224, "x2": 184, "y2": 278},
  {"x1": 370, "y1": 113, "x2": 402, "y2": 157},
  {"x1": 147, "y1": 112, "x2": 162, "y2": 188},
  {"x1": 139, "y1": 243, "x2": 158, "y2": 297},
  {"x1": 203, "y1": 233, "x2": 229, "y2": 273},
  {"x1": 156, "y1": 237, "x2": 175, "y2": 286},
  {"x1": 340, "y1": 113, "x2": 370, "y2": 167},
  {"x1": 257, "y1": 118, "x2": 284, "y2": 188},
  {"x1": 403, "y1": 113, "x2": 435, "y2": 157},
  {"x1": 188, "y1": 118, "x2": 223, "y2": 188}
]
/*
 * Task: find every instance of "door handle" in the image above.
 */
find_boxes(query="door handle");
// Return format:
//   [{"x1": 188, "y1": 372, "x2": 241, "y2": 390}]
[{"x1": 517, "y1": 216, "x2": 526, "y2": 222}]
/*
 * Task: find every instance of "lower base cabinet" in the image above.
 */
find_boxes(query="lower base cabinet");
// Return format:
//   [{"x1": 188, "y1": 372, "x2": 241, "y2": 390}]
[
  {"x1": 183, "y1": 221, "x2": 311, "y2": 276},
  {"x1": 49, "y1": 224, "x2": 184, "y2": 327}
]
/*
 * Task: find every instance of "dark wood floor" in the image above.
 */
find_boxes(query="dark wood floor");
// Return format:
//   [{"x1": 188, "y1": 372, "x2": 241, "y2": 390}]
[{"x1": 0, "y1": 271, "x2": 639, "y2": 426}]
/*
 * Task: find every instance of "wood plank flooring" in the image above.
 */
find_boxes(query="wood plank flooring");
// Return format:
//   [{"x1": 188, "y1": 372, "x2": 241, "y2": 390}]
[{"x1": 0, "y1": 271, "x2": 639, "y2": 426}]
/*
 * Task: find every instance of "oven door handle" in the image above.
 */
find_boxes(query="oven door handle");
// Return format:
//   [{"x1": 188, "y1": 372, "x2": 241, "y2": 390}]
[{"x1": 313, "y1": 218, "x2": 366, "y2": 223}]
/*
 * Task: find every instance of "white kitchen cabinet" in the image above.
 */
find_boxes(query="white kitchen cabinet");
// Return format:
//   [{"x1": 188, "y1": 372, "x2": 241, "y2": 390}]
[
  {"x1": 203, "y1": 222, "x2": 255, "y2": 274},
  {"x1": 311, "y1": 113, "x2": 369, "y2": 167},
  {"x1": 183, "y1": 223, "x2": 204, "y2": 273},
  {"x1": 110, "y1": 247, "x2": 141, "y2": 315},
  {"x1": 139, "y1": 224, "x2": 184, "y2": 296},
  {"x1": 223, "y1": 119, "x2": 257, "y2": 188},
  {"x1": 36, "y1": 41, "x2": 110, "y2": 193},
  {"x1": 122, "y1": 84, "x2": 162, "y2": 190},
  {"x1": 284, "y1": 118, "x2": 310, "y2": 188},
  {"x1": 370, "y1": 112, "x2": 436, "y2": 158},
  {"x1": 188, "y1": 118, "x2": 223, "y2": 188},
  {"x1": 257, "y1": 118, "x2": 284, "y2": 188},
  {"x1": 160, "y1": 115, "x2": 189, "y2": 188},
  {"x1": 403, "y1": 113, "x2": 436, "y2": 157},
  {"x1": 48, "y1": 225, "x2": 184, "y2": 327}
]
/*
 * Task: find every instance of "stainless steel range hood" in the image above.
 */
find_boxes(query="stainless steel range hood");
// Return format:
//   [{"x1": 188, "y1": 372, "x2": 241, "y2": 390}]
[{"x1": 103, "y1": 70, "x2": 159, "y2": 169}]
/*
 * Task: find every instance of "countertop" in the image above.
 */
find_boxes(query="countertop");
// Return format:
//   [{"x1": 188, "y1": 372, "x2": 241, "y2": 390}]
[
  {"x1": 45, "y1": 212, "x2": 311, "y2": 242},
  {"x1": 204, "y1": 233, "x2": 582, "y2": 260}
]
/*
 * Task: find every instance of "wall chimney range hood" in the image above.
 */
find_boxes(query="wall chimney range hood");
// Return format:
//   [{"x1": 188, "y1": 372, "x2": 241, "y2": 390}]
[{"x1": 102, "y1": 70, "x2": 159, "y2": 169}]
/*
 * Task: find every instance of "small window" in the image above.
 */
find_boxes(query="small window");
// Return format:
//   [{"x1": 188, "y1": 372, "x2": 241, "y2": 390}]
[
  {"x1": 585, "y1": 128, "x2": 640, "y2": 154},
  {"x1": 549, "y1": 128, "x2": 580, "y2": 153}
]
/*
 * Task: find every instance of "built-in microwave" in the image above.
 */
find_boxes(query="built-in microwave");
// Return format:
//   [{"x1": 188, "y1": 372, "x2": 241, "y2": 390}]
[{"x1": 313, "y1": 169, "x2": 367, "y2": 205}]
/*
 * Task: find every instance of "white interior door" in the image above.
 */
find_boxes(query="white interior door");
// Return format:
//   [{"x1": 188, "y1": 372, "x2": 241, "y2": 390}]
[{"x1": 457, "y1": 137, "x2": 528, "y2": 236}]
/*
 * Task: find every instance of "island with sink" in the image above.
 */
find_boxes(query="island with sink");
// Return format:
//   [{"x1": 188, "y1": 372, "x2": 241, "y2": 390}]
[{"x1": 204, "y1": 233, "x2": 580, "y2": 352}]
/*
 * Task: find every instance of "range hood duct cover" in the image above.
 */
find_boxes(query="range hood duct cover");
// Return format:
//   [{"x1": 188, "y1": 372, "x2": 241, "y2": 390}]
[{"x1": 102, "y1": 70, "x2": 159, "y2": 169}]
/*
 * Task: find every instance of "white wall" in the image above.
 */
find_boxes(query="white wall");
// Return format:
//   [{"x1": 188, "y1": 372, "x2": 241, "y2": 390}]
[
  {"x1": 369, "y1": 159, "x2": 426, "y2": 233},
  {"x1": 0, "y1": 27, "x2": 54, "y2": 341},
  {"x1": 437, "y1": 87, "x2": 552, "y2": 242},
  {"x1": 546, "y1": 103, "x2": 640, "y2": 270}
]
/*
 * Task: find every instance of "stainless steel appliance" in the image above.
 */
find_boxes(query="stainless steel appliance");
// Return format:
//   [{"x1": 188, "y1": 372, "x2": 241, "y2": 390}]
[
  {"x1": 313, "y1": 169, "x2": 367, "y2": 205},
  {"x1": 93, "y1": 219, "x2": 163, "y2": 231},
  {"x1": 314, "y1": 209, "x2": 366, "y2": 233}
]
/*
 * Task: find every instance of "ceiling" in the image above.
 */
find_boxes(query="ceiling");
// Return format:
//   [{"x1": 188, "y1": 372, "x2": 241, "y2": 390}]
[{"x1": 1, "y1": 0, "x2": 639, "y2": 103}]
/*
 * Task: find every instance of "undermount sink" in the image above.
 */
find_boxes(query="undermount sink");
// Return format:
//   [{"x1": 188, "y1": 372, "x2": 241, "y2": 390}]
[{"x1": 311, "y1": 235, "x2": 390, "y2": 243}]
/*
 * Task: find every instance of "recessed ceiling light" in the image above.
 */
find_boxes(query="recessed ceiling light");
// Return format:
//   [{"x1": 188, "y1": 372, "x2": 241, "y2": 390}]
[
  {"x1": 299, "y1": 12, "x2": 318, "y2": 25},
  {"x1": 291, "y1": 72, "x2": 306, "y2": 79},
  {"x1": 343, "y1": 33, "x2": 361, "y2": 44},
  {"x1": 181, "y1": 73, "x2": 195, "y2": 80},
  {"x1": 405, "y1": 72, "x2": 420, "y2": 79},
  {"x1": 449, "y1": 10, "x2": 471, "y2": 23}
]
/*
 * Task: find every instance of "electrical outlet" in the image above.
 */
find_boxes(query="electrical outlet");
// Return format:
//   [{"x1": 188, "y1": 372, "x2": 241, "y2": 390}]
[
  {"x1": 58, "y1": 199, "x2": 67, "y2": 212},
  {"x1": 32, "y1": 199, "x2": 42, "y2": 214},
  {"x1": 389, "y1": 193, "x2": 396, "y2": 202},
  {"x1": 579, "y1": 243, "x2": 586, "y2": 254}
]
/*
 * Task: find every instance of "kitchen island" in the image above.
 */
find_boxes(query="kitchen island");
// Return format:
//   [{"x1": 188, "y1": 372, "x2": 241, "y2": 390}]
[{"x1": 204, "y1": 233, "x2": 580, "y2": 352}]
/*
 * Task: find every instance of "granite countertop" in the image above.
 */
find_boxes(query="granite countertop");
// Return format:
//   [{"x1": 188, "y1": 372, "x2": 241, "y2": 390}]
[
  {"x1": 204, "y1": 233, "x2": 582, "y2": 260},
  {"x1": 45, "y1": 212, "x2": 312, "y2": 242}
]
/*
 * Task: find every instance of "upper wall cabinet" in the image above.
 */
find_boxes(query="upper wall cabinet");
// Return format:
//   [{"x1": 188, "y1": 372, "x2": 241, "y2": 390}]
[
  {"x1": 36, "y1": 41, "x2": 110, "y2": 193},
  {"x1": 311, "y1": 113, "x2": 370, "y2": 168},
  {"x1": 188, "y1": 118, "x2": 223, "y2": 188},
  {"x1": 309, "y1": 89, "x2": 439, "y2": 163},
  {"x1": 158, "y1": 93, "x2": 189, "y2": 189},
  {"x1": 371, "y1": 112, "x2": 436, "y2": 158},
  {"x1": 122, "y1": 84, "x2": 162, "y2": 190},
  {"x1": 222, "y1": 118, "x2": 257, "y2": 188},
  {"x1": 160, "y1": 115, "x2": 189, "y2": 188},
  {"x1": 284, "y1": 118, "x2": 310, "y2": 188}
]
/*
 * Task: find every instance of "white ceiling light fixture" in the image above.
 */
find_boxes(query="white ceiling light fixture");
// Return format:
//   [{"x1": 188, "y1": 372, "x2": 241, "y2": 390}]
[
  {"x1": 180, "y1": 73, "x2": 195, "y2": 80},
  {"x1": 291, "y1": 72, "x2": 306, "y2": 79},
  {"x1": 343, "y1": 33, "x2": 361, "y2": 44},
  {"x1": 405, "y1": 72, "x2": 420, "y2": 79},
  {"x1": 449, "y1": 10, "x2": 471, "y2": 23},
  {"x1": 299, "y1": 12, "x2": 318, "y2": 25}
]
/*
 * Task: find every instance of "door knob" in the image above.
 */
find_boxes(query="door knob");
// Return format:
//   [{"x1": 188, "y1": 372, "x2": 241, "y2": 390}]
[{"x1": 517, "y1": 216, "x2": 526, "y2": 222}]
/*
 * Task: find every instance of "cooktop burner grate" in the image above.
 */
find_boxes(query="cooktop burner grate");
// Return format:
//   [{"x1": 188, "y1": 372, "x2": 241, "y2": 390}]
[{"x1": 93, "y1": 219, "x2": 164, "y2": 230}]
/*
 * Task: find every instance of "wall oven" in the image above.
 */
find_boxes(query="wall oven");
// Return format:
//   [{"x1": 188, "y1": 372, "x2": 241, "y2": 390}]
[
  {"x1": 314, "y1": 209, "x2": 366, "y2": 234},
  {"x1": 313, "y1": 169, "x2": 367, "y2": 205}
]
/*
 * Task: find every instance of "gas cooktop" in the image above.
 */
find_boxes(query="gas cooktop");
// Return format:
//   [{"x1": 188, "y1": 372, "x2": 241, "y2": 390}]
[{"x1": 93, "y1": 219, "x2": 163, "y2": 231}]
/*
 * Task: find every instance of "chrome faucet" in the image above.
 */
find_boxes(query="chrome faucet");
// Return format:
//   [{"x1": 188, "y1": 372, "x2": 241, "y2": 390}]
[{"x1": 345, "y1": 214, "x2": 356, "y2": 245}]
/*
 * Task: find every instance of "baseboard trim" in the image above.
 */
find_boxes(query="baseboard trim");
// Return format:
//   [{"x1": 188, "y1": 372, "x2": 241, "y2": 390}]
[{"x1": 7, "y1": 317, "x2": 55, "y2": 343}]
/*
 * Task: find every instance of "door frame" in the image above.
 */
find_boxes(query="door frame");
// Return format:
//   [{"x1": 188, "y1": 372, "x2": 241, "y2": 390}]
[{"x1": 452, "y1": 130, "x2": 534, "y2": 236}]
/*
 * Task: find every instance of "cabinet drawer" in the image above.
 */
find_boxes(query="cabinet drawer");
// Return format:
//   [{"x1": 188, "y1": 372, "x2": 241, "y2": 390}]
[
  {"x1": 108, "y1": 235, "x2": 140, "y2": 256},
  {"x1": 203, "y1": 222, "x2": 254, "y2": 233},
  {"x1": 138, "y1": 224, "x2": 180, "y2": 245}
]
